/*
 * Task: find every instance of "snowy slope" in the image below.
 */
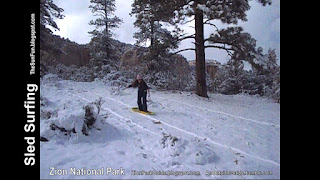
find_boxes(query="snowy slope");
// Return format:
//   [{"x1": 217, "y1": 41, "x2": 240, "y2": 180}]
[{"x1": 40, "y1": 75, "x2": 280, "y2": 179}]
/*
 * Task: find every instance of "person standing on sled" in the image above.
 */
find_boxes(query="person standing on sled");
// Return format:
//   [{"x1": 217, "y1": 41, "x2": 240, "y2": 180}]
[{"x1": 126, "y1": 75, "x2": 150, "y2": 112}]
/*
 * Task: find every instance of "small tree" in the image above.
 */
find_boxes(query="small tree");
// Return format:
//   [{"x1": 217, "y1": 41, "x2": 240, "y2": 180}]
[
  {"x1": 218, "y1": 59, "x2": 245, "y2": 95},
  {"x1": 89, "y1": 0, "x2": 123, "y2": 60}
]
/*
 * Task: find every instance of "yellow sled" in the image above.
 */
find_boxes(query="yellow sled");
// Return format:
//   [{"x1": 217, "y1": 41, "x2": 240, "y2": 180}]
[{"x1": 132, "y1": 107, "x2": 155, "y2": 115}]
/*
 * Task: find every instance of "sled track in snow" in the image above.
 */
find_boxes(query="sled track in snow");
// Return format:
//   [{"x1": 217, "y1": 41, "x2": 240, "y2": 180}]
[
  {"x1": 62, "y1": 91, "x2": 169, "y2": 172},
  {"x1": 156, "y1": 96, "x2": 280, "y2": 128},
  {"x1": 92, "y1": 92, "x2": 280, "y2": 167}
]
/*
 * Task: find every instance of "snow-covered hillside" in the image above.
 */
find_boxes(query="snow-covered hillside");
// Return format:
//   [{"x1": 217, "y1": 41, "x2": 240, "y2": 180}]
[{"x1": 40, "y1": 74, "x2": 280, "y2": 179}]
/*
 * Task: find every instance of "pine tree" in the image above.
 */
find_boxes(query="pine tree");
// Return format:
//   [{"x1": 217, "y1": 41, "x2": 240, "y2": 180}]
[
  {"x1": 162, "y1": 0, "x2": 272, "y2": 97},
  {"x1": 40, "y1": 0, "x2": 65, "y2": 75},
  {"x1": 218, "y1": 59, "x2": 245, "y2": 95},
  {"x1": 131, "y1": 0, "x2": 180, "y2": 59},
  {"x1": 40, "y1": 0, "x2": 64, "y2": 48},
  {"x1": 89, "y1": 0, "x2": 122, "y2": 60},
  {"x1": 40, "y1": 0, "x2": 64, "y2": 31}
]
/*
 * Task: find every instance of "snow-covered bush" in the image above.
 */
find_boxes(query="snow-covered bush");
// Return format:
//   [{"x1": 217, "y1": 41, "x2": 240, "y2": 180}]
[
  {"x1": 82, "y1": 105, "x2": 96, "y2": 136},
  {"x1": 158, "y1": 133, "x2": 216, "y2": 166},
  {"x1": 213, "y1": 48, "x2": 280, "y2": 102},
  {"x1": 158, "y1": 133, "x2": 187, "y2": 166},
  {"x1": 40, "y1": 100, "x2": 105, "y2": 141},
  {"x1": 41, "y1": 73, "x2": 61, "y2": 85},
  {"x1": 40, "y1": 108, "x2": 58, "y2": 120},
  {"x1": 92, "y1": 97, "x2": 105, "y2": 115},
  {"x1": 45, "y1": 64, "x2": 95, "y2": 82}
]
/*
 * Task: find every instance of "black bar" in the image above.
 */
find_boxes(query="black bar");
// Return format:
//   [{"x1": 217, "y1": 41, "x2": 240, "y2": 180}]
[{"x1": 19, "y1": 1, "x2": 40, "y2": 178}]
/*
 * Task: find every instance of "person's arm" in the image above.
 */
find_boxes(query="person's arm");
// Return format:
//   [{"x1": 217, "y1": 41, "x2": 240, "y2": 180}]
[
  {"x1": 143, "y1": 80, "x2": 150, "y2": 90},
  {"x1": 146, "y1": 82, "x2": 151, "y2": 97}
]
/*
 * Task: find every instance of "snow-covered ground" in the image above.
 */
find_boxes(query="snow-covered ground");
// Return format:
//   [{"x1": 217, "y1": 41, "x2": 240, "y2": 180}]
[{"x1": 40, "y1": 74, "x2": 280, "y2": 179}]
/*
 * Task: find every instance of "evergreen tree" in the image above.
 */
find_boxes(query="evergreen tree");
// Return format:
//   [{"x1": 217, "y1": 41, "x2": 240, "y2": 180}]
[
  {"x1": 89, "y1": 0, "x2": 123, "y2": 60},
  {"x1": 40, "y1": 0, "x2": 64, "y2": 48},
  {"x1": 131, "y1": 0, "x2": 180, "y2": 59},
  {"x1": 214, "y1": 48, "x2": 280, "y2": 102},
  {"x1": 40, "y1": 0, "x2": 64, "y2": 31},
  {"x1": 40, "y1": 0, "x2": 65, "y2": 75},
  {"x1": 218, "y1": 59, "x2": 245, "y2": 95}
]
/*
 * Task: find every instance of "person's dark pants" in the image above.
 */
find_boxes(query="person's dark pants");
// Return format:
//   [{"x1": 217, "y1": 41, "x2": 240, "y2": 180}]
[{"x1": 138, "y1": 90, "x2": 147, "y2": 112}]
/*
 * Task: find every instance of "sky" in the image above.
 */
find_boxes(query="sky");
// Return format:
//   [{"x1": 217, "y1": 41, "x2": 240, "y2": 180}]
[{"x1": 51, "y1": 0, "x2": 280, "y2": 64}]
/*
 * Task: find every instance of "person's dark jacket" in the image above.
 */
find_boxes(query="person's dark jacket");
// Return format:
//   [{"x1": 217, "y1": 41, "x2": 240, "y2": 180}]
[{"x1": 128, "y1": 79, "x2": 150, "y2": 94}]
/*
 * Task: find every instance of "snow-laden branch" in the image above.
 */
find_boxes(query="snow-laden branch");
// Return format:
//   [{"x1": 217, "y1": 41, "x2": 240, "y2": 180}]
[
  {"x1": 178, "y1": 34, "x2": 195, "y2": 41},
  {"x1": 181, "y1": 17, "x2": 195, "y2": 25},
  {"x1": 203, "y1": 21, "x2": 219, "y2": 32},
  {"x1": 172, "y1": 48, "x2": 196, "y2": 55}
]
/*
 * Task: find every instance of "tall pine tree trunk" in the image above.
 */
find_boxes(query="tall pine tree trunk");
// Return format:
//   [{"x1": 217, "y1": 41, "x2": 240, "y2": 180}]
[
  {"x1": 194, "y1": 1, "x2": 208, "y2": 98},
  {"x1": 150, "y1": 19, "x2": 155, "y2": 48},
  {"x1": 150, "y1": 19, "x2": 156, "y2": 59},
  {"x1": 104, "y1": 3, "x2": 110, "y2": 59}
]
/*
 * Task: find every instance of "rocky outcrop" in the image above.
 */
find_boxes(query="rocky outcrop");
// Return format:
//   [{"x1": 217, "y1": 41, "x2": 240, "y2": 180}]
[
  {"x1": 119, "y1": 46, "x2": 145, "y2": 69},
  {"x1": 58, "y1": 43, "x2": 91, "y2": 67},
  {"x1": 189, "y1": 60, "x2": 220, "y2": 80},
  {"x1": 41, "y1": 34, "x2": 91, "y2": 68},
  {"x1": 41, "y1": 31, "x2": 193, "y2": 90}
]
